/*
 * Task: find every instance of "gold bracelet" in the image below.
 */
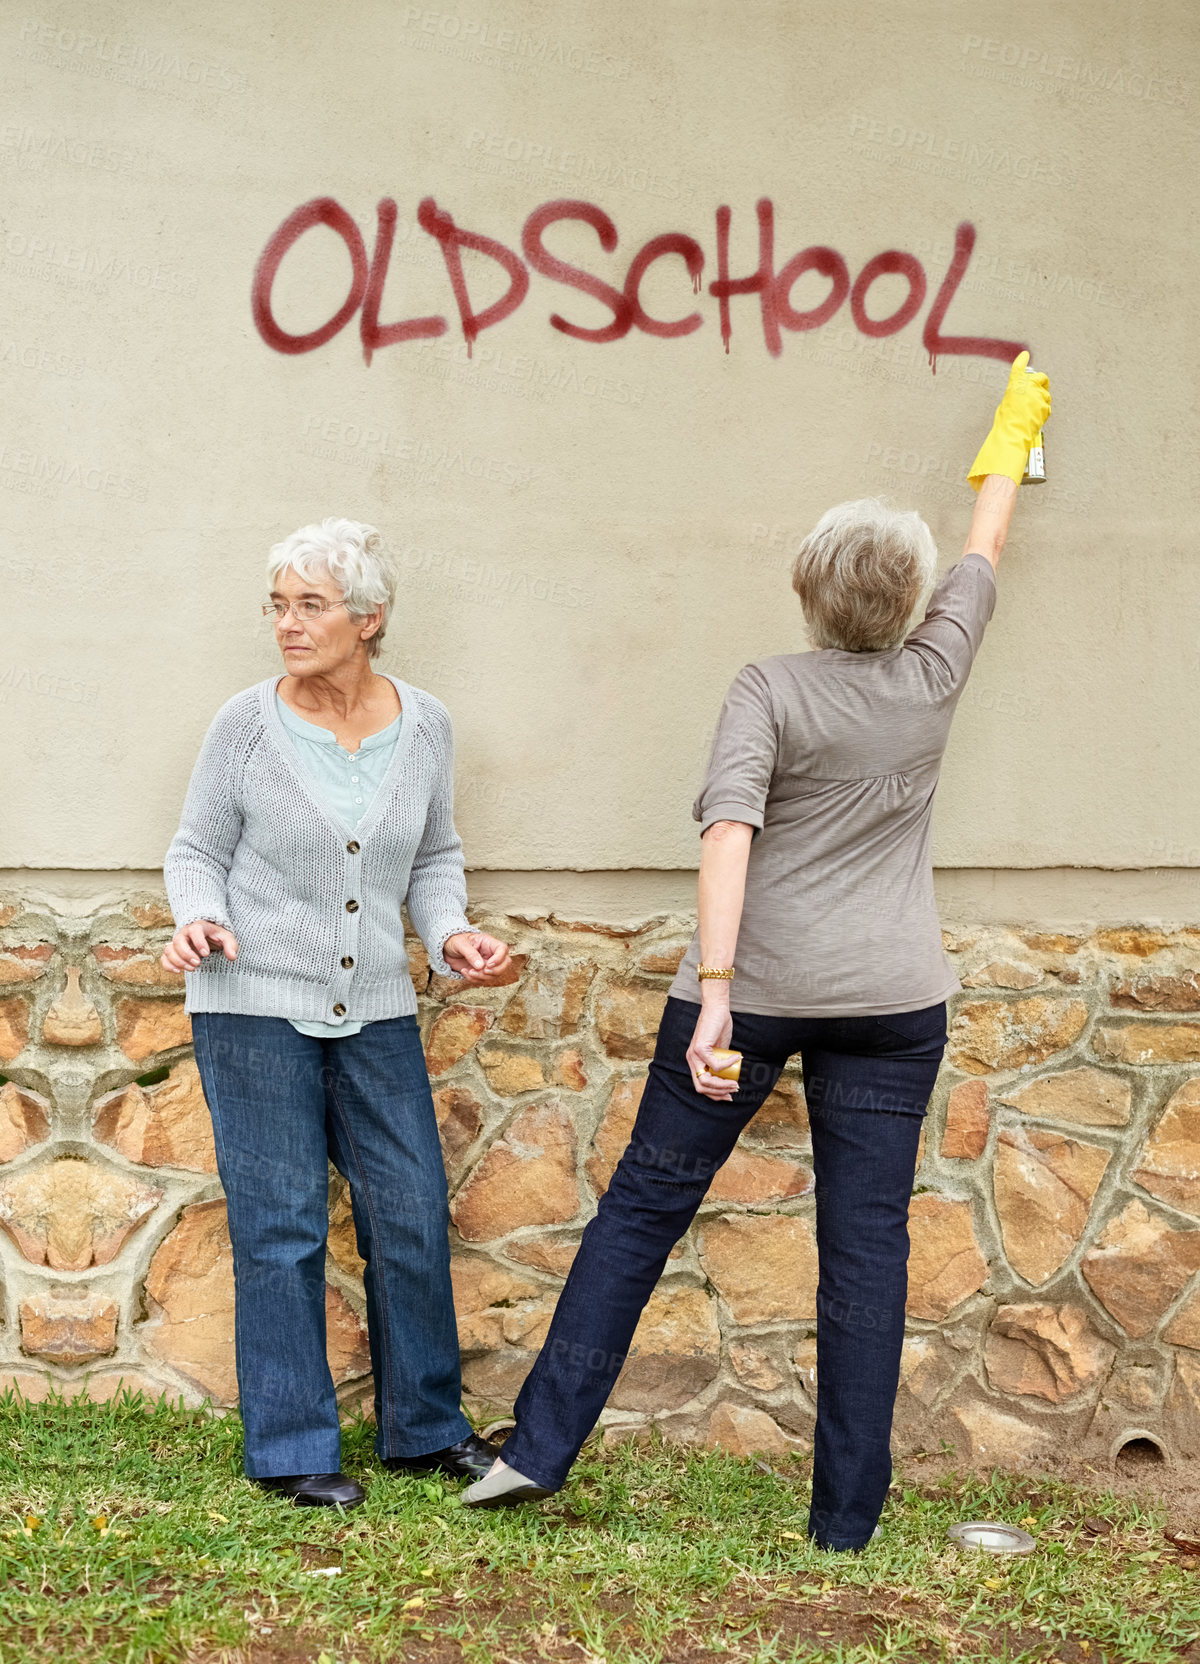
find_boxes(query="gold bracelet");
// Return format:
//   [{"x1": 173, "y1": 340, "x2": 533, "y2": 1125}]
[{"x1": 697, "y1": 965, "x2": 736, "y2": 980}]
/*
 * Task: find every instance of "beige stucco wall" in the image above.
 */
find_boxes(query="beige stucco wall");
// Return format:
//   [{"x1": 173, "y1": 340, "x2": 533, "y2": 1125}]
[{"x1": 3, "y1": 0, "x2": 1197, "y2": 874}]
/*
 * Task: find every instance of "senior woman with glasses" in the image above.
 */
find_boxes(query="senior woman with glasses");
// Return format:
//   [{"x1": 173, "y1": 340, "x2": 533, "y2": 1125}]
[
  {"x1": 161, "y1": 517, "x2": 511, "y2": 1508},
  {"x1": 467, "y1": 357, "x2": 1051, "y2": 1550}
]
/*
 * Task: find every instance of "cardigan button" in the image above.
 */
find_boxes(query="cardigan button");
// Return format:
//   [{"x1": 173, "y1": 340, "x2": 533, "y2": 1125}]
[
  {"x1": 346, "y1": 840, "x2": 360, "y2": 853},
  {"x1": 332, "y1": 1003, "x2": 347, "y2": 1017},
  {"x1": 346, "y1": 899, "x2": 359, "y2": 913},
  {"x1": 341, "y1": 956, "x2": 354, "y2": 969}
]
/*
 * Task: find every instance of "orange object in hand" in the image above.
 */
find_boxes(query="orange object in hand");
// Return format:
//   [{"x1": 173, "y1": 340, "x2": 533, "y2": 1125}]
[{"x1": 709, "y1": 1048, "x2": 742, "y2": 1081}]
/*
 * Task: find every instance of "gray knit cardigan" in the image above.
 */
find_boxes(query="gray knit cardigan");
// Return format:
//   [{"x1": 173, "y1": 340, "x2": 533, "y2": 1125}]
[{"x1": 163, "y1": 675, "x2": 472, "y2": 1022}]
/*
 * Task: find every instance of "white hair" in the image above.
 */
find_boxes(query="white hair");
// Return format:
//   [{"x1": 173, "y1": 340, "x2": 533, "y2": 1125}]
[
  {"x1": 267, "y1": 518, "x2": 395, "y2": 659},
  {"x1": 790, "y1": 497, "x2": 937, "y2": 653}
]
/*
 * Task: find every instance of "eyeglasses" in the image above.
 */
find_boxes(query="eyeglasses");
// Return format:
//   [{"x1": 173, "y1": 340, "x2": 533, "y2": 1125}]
[{"x1": 262, "y1": 599, "x2": 348, "y2": 622}]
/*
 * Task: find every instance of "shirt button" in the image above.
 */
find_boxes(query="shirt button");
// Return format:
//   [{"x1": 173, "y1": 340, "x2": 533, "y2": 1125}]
[
  {"x1": 351, "y1": 775, "x2": 359, "y2": 783},
  {"x1": 346, "y1": 899, "x2": 359, "y2": 913},
  {"x1": 341, "y1": 956, "x2": 354, "y2": 969},
  {"x1": 332, "y1": 1003, "x2": 347, "y2": 1017},
  {"x1": 346, "y1": 840, "x2": 360, "y2": 854}
]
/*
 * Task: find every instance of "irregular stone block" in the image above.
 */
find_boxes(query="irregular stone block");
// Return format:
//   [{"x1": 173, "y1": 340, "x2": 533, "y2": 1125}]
[
  {"x1": 0, "y1": 1157, "x2": 162, "y2": 1269},
  {"x1": 92, "y1": 945, "x2": 184, "y2": 987},
  {"x1": 743, "y1": 1075, "x2": 809, "y2": 1146},
  {"x1": 1020, "y1": 933, "x2": 1083, "y2": 954},
  {"x1": 0, "y1": 998, "x2": 30, "y2": 1061},
  {"x1": 595, "y1": 977, "x2": 668, "y2": 1060},
  {"x1": 327, "y1": 1183, "x2": 365, "y2": 1279},
  {"x1": 993, "y1": 1127, "x2": 1110, "y2": 1285},
  {"x1": 451, "y1": 1100, "x2": 579, "y2": 1241},
  {"x1": 1081, "y1": 1200, "x2": 1200, "y2": 1338},
  {"x1": 554, "y1": 1049, "x2": 588, "y2": 1091},
  {"x1": 729, "y1": 1340, "x2": 784, "y2": 1392},
  {"x1": 1093, "y1": 929, "x2": 1172, "y2": 957},
  {"x1": 948, "y1": 998, "x2": 1087, "y2": 1076},
  {"x1": 962, "y1": 960, "x2": 1042, "y2": 989},
  {"x1": 984, "y1": 1303, "x2": 1115, "y2": 1403},
  {"x1": 950, "y1": 1398, "x2": 1054, "y2": 1466},
  {"x1": 611, "y1": 1286, "x2": 721, "y2": 1411},
  {"x1": 0, "y1": 944, "x2": 53, "y2": 984},
  {"x1": 1163, "y1": 1283, "x2": 1200, "y2": 1350},
  {"x1": 1098, "y1": 1355, "x2": 1170, "y2": 1413},
  {"x1": 792, "y1": 1336, "x2": 818, "y2": 1399},
  {"x1": 432, "y1": 1085, "x2": 483, "y2": 1175},
  {"x1": 1111, "y1": 973, "x2": 1200, "y2": 1012},
  {"x1": 0, "y1": 1080, "x2": 51, "y2": 1161},
  {"x1": 698, "y1": 1213, "x2": 818, "y2": 1324},
  {"x1": 1132, "y1": 1079, "x2": 1200, "y2": 1212},
  {"x1": 997, "y1": 1067, "x2": 1131, "y2": 1127},
  {"x1": 115, "y1": 998, "x2": 191, "y2": 1062},
  {"x1": 43, "y1": 967, "x2": 103, "y2": 1047},
  {"x1": 477, "y1": 1048, "x2": 547, "y2": 1096},
  {"x1": 906, "y1": 1193, "x2": 989, "y2": 1320},
  {"x1": 1094, "y1": 1024, "x2": 1200, "y2": 1065},
  {"x1": 1164, "y1": 1352, "x2": 1200, "y2": 1460},
  {"x1": 706, "y1": 1149, "x2": 813, "y2": 1205},
  {"x1": 405, "y1": 935, "x2": 430, "y2": 993},
  {"x1": 898, "y1": 1334, "x2": 955, "y2": 1407},
  {"x1": 143, "y1": 1200, "x2": 367, "y2": 1404},
  {"x1": 498, "y1": 960, "x2": 596, "y2": 1040},
  {"x1": 942, "y1": 1079, "x2": 989, "y2": 1159},
  {"x1": 585, "y1": 1077, "x2": 643, "y2": 1196},
  {"x1": 505, "y1": 1235, "x2": 580, "y2": 1278},
  {"x1": 128, "y1": 901, "x2": 175, "y2": 928},
  {"x1": 92, "y1": 1059, "x2": 216, "y2": 1173},
  {"x1": 707, "y1": 1402, "x2": 807, "y2": 1458},
  {"x1": 19, "y1": 1291, "x2": 118, "y2": 1364},
  {"x1": 424, "y1": 1004, "x2": 492, "y2": 1076},
  {"x1": 637, "y1": 941, "x2": 688, "y2": 975}
]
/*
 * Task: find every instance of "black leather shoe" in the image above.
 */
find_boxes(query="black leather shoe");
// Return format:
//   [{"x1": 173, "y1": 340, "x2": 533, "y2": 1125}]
[
  {"x1": 382, "y1": 1433, "x2": 500, "y2": 1482},
  {"x1": 253, "y1": 1471, "x2": 365, "y2": 1508}
]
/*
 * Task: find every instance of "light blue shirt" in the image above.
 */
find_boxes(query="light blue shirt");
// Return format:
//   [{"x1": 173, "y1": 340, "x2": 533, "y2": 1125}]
[{"x1": 275, "y1": 691, "x2": 401, "y2": 1038}]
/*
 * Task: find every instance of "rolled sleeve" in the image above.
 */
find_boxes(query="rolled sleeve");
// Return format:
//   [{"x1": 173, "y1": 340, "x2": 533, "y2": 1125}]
[
  {"x1": 692, "y1": 664, "x2": 778, "y2": 838},
  {"x1": 904, "y1": 553, "x2": 997, "y2": 692}
]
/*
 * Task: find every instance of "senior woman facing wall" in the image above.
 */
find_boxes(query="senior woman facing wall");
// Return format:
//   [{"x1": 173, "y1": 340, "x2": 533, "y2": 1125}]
[
  {"x1": 467, "y1": 357, "x2": 1052, "y2": 1549},
  {"x1": 161, "y1": 518, "x2": 511, "y2": 1508}
]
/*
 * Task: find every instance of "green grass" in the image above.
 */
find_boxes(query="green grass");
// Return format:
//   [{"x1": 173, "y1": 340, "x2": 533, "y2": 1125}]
[{"x1": 0, "y1": 1388, "x2": 1195, "y2": 1664}]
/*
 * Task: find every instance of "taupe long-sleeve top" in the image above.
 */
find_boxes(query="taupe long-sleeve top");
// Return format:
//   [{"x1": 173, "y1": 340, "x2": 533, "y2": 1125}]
[{"x1": 669, "y1": 553, "x2": 997, "y2": 1017}]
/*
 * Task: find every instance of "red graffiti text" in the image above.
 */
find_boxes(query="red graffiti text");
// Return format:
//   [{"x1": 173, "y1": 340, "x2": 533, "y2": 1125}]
[{"x1": 252, "y1": 195, "x2": 1028, "y2": 369}]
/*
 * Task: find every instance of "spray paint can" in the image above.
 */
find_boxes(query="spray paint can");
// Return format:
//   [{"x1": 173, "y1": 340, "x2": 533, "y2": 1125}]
[{"x1": 1022, "y1": 364, "x2": 1046, "y2": 484}]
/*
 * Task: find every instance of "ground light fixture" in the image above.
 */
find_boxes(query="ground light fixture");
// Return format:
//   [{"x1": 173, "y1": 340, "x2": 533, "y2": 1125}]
[{"x1": 947, "y1": 1522, "x2": 1036, "y2": 1554}]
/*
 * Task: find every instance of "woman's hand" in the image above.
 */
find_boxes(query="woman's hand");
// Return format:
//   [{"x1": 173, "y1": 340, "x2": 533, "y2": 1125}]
[
  {"x1": 160, "y1": 921, "x2": 239, "y2": 973},
  {"x1": 965, "y1": 351, "x2": 1051, "y2": 491},
  {"x1": 443, "y1": 931, "x2": 513, "y2": 985},
  {"x1": 686, "y1": 1000, "x2": 738, "y2": 1100}
]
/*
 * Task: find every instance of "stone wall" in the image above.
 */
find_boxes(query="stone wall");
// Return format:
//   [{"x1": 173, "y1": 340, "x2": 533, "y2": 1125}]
[{"x1": 2, "y1": 890, "x2": 1200, "y2": 1474}]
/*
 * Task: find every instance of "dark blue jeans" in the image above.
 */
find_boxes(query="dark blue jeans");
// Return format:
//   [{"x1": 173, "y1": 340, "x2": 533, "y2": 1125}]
[
  {"x1": 502, "y1": 995, "x2": 946, "y2": 1551},
  {"x1": 191, "y1": 1013, "x2": 471, "y2": 1477}
]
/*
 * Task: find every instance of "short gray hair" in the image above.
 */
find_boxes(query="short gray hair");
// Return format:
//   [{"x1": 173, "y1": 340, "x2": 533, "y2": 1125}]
[
  {"x1": 790, "y1": 498, "x2": 937, "y2": 653},
  {"x1": 267, "y1": 518, "x2": 395, "y2": 660}
]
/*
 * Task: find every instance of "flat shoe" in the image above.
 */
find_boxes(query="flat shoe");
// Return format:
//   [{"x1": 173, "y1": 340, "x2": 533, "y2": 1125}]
[
  {"x1": 253, "y1": 1471, "x2": 365, "y2": 1508},
  {"x1": 382, "y1": 1432, "x2": 500, "y2": 1482},
  {"x1": 463, "y1": 1478, "x2": 554, "y2": 1509}
]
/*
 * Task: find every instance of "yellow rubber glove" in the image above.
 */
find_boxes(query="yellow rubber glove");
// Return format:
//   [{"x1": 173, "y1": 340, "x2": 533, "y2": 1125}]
[{"x1": 966, "y1": 351, "x2": 1052, "y2": 491}]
